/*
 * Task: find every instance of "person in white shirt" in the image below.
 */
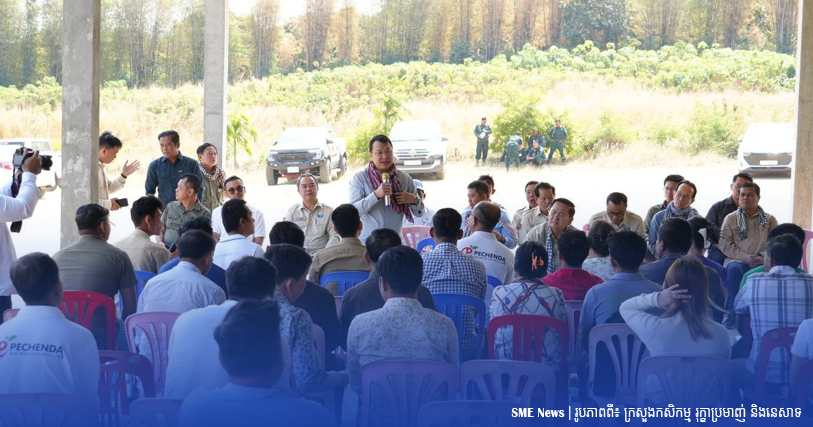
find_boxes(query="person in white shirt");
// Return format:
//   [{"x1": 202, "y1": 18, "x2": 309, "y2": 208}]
[
  {"x1": 402, "y1": 179, "x2": 434, "y2": 227},
  {"x1": 0, "y1": 149, "x2": 42, "y2": 322},
  {"x1": 0, "y1": 253, "x2": 99, "y2": 406},
  {"x1": 98, "y1": 131, "x2": 139, "y2": 211},
  {"x1": 165, "y1": 256, "x2": 291, "y2": 399},
  {"x1": 213, "y1": 199, "x2": 264, "y2": 270},
  {"x1": 457, "y1": 201, "x2": 515, "y2": 304},
  {"x1": 212, "y1": 176, "x2": 266, "y2": 246}
]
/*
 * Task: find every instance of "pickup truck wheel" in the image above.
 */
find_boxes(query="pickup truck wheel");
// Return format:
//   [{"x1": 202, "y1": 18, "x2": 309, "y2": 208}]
[
  {"x1": 435, "y1": 170, "x2": 445, "y2": 180},
  {"x1": 266, "y1": 167, "x2": 278, "y2": 186},
  {"x1": 338, "y1": 155, "x2": 347, "y2": 177},
  {"x1": 320, "y1": 159, "x2": 332, "y2": 184}
]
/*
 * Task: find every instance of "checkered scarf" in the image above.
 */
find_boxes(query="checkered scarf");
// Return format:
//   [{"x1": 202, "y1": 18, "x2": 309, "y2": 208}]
[
  {"x1": 545, "y1": 225, "x2": 555, "y2": 275},
  {"x1": 663, "y1": 201, "x2": 696, "y2": 220},
  {"x1": 366, "y1": 161, "x2": 413, "y2": 222},
  {"x1": 736, "y1": 207, "x2": 768, "y2": 239}
]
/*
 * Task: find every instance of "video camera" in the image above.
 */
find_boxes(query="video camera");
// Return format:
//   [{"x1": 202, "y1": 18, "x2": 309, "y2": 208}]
[{"x1": 12, "y1": 147, "x2": 53, "y2": 171}]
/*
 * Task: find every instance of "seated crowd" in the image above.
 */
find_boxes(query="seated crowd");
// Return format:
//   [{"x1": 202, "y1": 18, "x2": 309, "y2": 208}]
[{"x1": 4, "y1": 133, "x2": 813, "y2": 426}]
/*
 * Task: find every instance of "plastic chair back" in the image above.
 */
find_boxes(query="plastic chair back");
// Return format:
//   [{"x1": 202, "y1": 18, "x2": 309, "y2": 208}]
[
  {"x1": 794, "y1": 359, "x2": 813, "y2": 409},
  {"x1": 98, "y1": 350, "x2": 156, "y2": 427},
  {"x1": 120, "y1": 271, "x2": 156, "y2": 311},
  {"x1": 125, "y1": 312, "x2": 181, "y2": 394},
  {"x1": 743, "y1": 327, "x2": 797, "y2": 406},
  {"x1": 417, "y1": 238, "x2": 436, "y2": 253},
  {"x1": 486, "y1": 275, "x2": 502, "y2": 289},
  {"x1": 0, "y1": 393, "x2": 97, "y2": 427},
  {"x1": 587, "y1": 323, "x2": 649, "y2": 406},
  {"x1": 289, "y1": 325, "x2": 335, "y2": 418},
  {"x1": 61, "y1": 290, "x2": 116, "y2": 350},
  {"x1": 319, "y1": 271, "x2": 370, "y2": 296},
  {"x1": 360, "y1": 359, "x2": 458, "y2": 427},
  {"x1": 418, "y1": 401, "x2": 531, "y2": 427},
  {"x1": 636, "y1": 356, "x2": 732, "y2": 409},
  {"x1": 2, "y1": 309, "x2": 18, "y2": 322},
  {"x1": 487, "y1": 315, "x2": 568, "y2": 369},
  {"x1": 434, "y1": 294, "x2": 487, "y2": 363},
  {"x1": 803, "y1": 230, "x2": 813, "y2": 272},
  {"x1": 402, "y1": 225, "x2": 432, "y2": 249},
  {"x1": 564, "y1": 300, "x2": 583, "y2": 374},
  {"x1": 460, "y1": 360, "x2": 556, "y2": 407},
  {"x1": 129, "y1": 398, "x2": 182, "y2": 427}
]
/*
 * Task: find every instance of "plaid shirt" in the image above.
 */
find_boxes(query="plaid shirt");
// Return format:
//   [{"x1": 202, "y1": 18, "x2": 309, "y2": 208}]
[
  {"x1": 423, "y1": 243, "x2": 488, "y2": 361},
  {"x1": 735, "y1": 265, "x2": 813, "y2": 383}
]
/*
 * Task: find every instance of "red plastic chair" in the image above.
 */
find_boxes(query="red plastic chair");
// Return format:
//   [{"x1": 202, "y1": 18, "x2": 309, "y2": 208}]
[
  {"x1": 2, "y1": 308, "x2": 18, "y2": 322},
  {"x1": 417, "y1": 401, "x2": 532, "y2": 427},
  {"x1": 98, "y1": 350, "x2": 156, "y2": 427},
  {"x1": 129, "y1": 398, "x2": 182, "y2": 427},
  {"x1": 402, "y1": 225, "x2": 431, "y2": 249},
  {"x1": 742, "y1": 327, "x2": 797, "y2": 406},
  {"x1": 125, "y1": 312, "x2": 181, "y2": 395},
  {"x1": 587, "y1": 323, "x2": 649, "y2": 407},
  {"x1": 636, "y1": 356, "x2": 732, "y2": 408},
  {"x1": 360, "y1": 359, "x2": 458, "y2": 427},
  {"x1": 803, "y1": 229, "x2": 813, "y2": 272},
  {"x1": 564, "y1": 300, "x2": 583, "y2": 374},
  {"x1": 460, "y1": 360, "x2": 556, "y2": 407},
  {"x1": 61, "y1": 291, "x2": 116, "y2": 350},
  {"x1": 794, "y1": 359, "x2": 813, "y2": 409},
  {"x1": 0, "y1": 393, "x2": 97, "y2": 427}
]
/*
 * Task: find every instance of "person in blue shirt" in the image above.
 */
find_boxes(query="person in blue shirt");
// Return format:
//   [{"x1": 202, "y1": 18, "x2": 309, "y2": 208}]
[
  {"x1": 158, "y1": 217, "x2": 228, "y2": 298},
  {"x1": 180, "y1": 299, "x2": 335, "y2": 427},
  {"x1": 145, "y1": 130, "x2": 204, "y2": 207}
]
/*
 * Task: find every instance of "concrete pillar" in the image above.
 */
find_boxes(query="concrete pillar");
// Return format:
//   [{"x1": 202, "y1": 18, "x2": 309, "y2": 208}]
[
  {"x1": 60, "y1": 0, "x2": 100, "y2": 248},
  {"x1": 204, "y1": 0, "x2": 228, "y2": 165}
]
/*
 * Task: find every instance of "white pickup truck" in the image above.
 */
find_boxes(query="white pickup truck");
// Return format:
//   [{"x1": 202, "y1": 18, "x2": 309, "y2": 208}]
[{"x1": 0, "y1": 138, "x2": 62, "y2": 197}]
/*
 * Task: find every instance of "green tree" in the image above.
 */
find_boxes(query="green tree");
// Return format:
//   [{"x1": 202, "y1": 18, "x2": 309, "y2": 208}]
[
  {"x1": 562, "y1": 0, "x2": 630, "y2": 48},
  {"x1": 21, "y1": 0, "x2": 38, "y2": 85},
  {"x1": 227, "y1": 113, "x2": 258, "y2": 168}
]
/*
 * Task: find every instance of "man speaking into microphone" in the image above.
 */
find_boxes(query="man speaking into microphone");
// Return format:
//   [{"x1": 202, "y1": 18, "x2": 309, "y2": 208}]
[{"x1": 350, "y1": 134, "x2": 425, "y2": 242}]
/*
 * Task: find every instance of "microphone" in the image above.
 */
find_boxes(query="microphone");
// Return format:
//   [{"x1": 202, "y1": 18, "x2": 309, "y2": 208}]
[{"x1": 382, "y1": 172, "x2": 391, "y2": 206}]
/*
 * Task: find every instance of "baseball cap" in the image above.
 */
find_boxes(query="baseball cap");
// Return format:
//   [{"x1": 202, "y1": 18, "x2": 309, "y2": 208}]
[{"x1": 413, "y1": 179, "x2": 424, "y2": 192}]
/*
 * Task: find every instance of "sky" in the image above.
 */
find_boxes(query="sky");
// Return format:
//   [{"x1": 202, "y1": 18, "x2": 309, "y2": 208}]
[{"x1": 230, "y1": 0, "x2": 375, "y2": 20}]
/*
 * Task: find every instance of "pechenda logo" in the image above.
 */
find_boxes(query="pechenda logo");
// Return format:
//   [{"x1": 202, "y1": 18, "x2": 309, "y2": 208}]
[
  {"x1": 0, "y1": 335, "x2": 17, "y2": 358},
  {"x1": 0, "y1": 335, "x2": 64, "y2": 359},
  {"x1": 461, "y1": 245, "x2": 477, "y2": 255}
]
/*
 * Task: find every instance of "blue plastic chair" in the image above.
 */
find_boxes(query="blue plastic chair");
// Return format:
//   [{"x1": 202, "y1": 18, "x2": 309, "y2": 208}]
[
  {"x1": 319, "y1": 271, "x2": 370, "y2": 296},
  {"x1": 487, "y1": 275, "x2": 502, "y2": 289},
  {"x1": 120, "y1": 270, "x2": 156, "y2": 311},
  {"x1": 417, "y1": 238, "x2": 436, "y2": 253},
  {"x1": 434, "y1": 293, "x2": 487, "y2": 363}
]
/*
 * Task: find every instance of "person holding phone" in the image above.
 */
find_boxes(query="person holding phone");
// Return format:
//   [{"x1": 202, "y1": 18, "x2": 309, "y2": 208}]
[{"x1": 98, "y1": 132, "x2": 140, "y2": 211}]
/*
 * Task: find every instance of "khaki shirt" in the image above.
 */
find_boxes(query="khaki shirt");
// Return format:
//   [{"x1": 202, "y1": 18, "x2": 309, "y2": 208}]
[
  {"x1": 201, "y1": 175, "x2": 224, "y2": 212},
  {"x1": 588, "y1": 210, "x2": 647, "y2": 240},
  {"x1": 519, "y1": 206, "x2": 548, "y2": 243},
  {"x1": 308, "y1": 237, "x2": 371, "y2": 293},
  {"x1": 114, "y1": 229, "x2": 171, "y2": 274},
  {"x1": 719, "y1": 210, "x2": 778, "y2": 266},
  {"x1": 513, "y1": 205, "x2": 534, "y2": 239},
  {"x1": 98, "y1": 162, "x2": 126, "y2": 209},
  {"x1": 162, "y1": 200, "x2": 211, "y2": 247},
  {"x1": 284, "y1": 201, "x2": 339, "y2": 256},
  {"x1": 525, "y1": 223, "x2": 578, "y2": 272}
]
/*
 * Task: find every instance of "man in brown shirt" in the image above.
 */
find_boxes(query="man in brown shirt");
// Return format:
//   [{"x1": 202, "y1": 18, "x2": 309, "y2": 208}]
[
  {"x1": 308, "y1": 204, "x2": 371, "y2": 293},
  {"x1": 720, "y1": 182, "x2": 778, "y2": 327}
]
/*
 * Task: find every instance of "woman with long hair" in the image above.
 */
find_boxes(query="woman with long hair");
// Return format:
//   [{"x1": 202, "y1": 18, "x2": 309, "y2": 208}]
[{"x1": 620, "y1": 255, "x2": 730, "y2": 403}]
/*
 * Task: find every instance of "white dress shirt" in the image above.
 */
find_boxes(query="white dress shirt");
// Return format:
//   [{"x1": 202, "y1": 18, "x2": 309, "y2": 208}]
[
  {"x1": 0, "y1": 306, "x2": 99, "y2": 406},
  {"x1": 457, "y1": 231, "x2": 515, "y2": 304},
  {"x1": 212, "y1": 203, "x2": 266, "y2": 241},
  {"x1": 164, "y1": 300, "x2": 291, "y2": 399},
  {"x1": 0, "y1": 172, "x2": 39, "y2": 296},
  {"x1": 213, "y1": 234, "x2": 265, "y2": 270}
]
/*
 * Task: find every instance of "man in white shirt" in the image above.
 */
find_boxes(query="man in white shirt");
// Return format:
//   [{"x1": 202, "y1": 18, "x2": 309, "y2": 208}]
[
  {"x1": 165, "y1": 256, "x2": 290, "y2": 399},
  {"x1": 98, "y1": 131, "x2": 139, "y2": 210},
  {"x1": 115, "y1": 195, "x2": 171, "y2": 273},
  {"x1": 457, "y1": 201, "x2": 515, "y2": 303},
  {"x1": 212, "y1": 176, "x2": 266, "y2": 245},
  {"x1": 213, "y1": 199, "x2": 264, "y2": 270},
  {"x1": 0, "y1": 253, "x2": 99, "y2": 406},
  {"x1": 0, "y1": 149, "x2": 41, "y2": 322},
  {"x1": 284, "y1": 173, "x2": 339, "y2": 255}
]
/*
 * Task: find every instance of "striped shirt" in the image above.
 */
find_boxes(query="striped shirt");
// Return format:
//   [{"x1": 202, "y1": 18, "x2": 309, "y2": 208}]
[{"x1": 735, "y1": 265, "x2": 813, "y2": 383}]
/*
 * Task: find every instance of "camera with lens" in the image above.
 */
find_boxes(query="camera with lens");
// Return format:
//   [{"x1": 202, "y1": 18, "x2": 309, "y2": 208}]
[{"x1": 12, "y1": 147, "x2": 53, "y2": 171}]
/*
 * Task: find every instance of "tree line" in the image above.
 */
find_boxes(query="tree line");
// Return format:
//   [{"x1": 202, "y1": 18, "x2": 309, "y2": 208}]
[{"x1": 0, "y1": 0, "x2": 799, "y2": 88}]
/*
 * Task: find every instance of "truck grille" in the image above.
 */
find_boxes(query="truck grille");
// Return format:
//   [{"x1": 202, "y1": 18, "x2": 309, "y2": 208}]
[
  {"x1": 277, "y1": 153, "x2": 309, "y2": 163},
  {"x1": 743, "y1": 153, "x2": 792, "y2": 166},
  {"x1": 395, "y1": 148, "x2": 430, "y2": 160}
]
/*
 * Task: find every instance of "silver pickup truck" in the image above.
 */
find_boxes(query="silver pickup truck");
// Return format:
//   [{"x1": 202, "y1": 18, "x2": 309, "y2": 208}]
[{"x1": 0, "y1": 138, "x2": 62, "y2": 196}]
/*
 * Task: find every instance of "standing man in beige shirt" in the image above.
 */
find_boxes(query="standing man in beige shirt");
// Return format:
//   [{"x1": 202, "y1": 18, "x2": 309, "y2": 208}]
[
  {"x1": 98, "y1": 132, "x2": 140, "y2": 210},
  {"x1": 284, "y1": 173, "x2": 339, "y2": 256},
  {"x1": 308, "y1": 204, "x2": 371, "y2": 293},
  {"x1": 588, "y1": 192, "x2": 647, "y2": 240},
  {"x1": 720, "y1": 182, "x2": 778, "y2": 328},
  {"x1": 520, "y1": 182, "x2": 555, "y2": 243},
  {"x1": 115, "y1": 196, "x2": 171, "y2": 273}
]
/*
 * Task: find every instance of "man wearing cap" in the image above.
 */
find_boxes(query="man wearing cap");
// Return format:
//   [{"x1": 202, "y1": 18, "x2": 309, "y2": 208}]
[
  {"x1": 523, "y1": 138, "x2": 546, "y2": 166},
  {"x1": 547, "y1": 119, "x2": 568, "y2": 165},
  {"x1": 505, "y1": 132, "x2": 522, "y2": 172},
  {"x1": 402, "y1": 180, "x2": 434, "y2": 227},
  {"x1": 474, "y1": 117, "x2": 492, "y2": 167}
]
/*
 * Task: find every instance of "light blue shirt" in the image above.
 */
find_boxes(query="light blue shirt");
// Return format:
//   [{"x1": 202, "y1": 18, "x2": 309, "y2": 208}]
[
  {"x1": 461, "y1": 206, "x2": 518, "y2": 249},
  {"x1": 647, "y1": 207, "x2": 699, "y2": 254},
  {"x1": 349, "y1": 169, "x2": 425, "y2": 242}
]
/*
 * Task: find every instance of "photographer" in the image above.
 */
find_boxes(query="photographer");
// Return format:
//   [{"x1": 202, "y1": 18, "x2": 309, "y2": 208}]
[{"x1": 0, "y1": 149, "x2": 42, "y2": 323}]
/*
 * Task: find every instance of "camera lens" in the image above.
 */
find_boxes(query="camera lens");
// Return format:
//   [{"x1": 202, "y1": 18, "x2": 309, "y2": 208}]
[{"x1": 41, "y1": 155, "x2": 53, "y2": 171}]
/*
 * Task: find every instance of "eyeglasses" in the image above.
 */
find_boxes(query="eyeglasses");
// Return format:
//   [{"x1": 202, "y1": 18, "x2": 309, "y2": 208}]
[
  {"x1": 674, "y1": 191, "x2": 692, "y2": 201},
  {"x1": 606, "y1": 210, "x2": 626, "y2": 218},
  {"x1": 372, "y1": 150, "x2": 393, "y2": 157},
  {"x1": 226, "y1": 185, "x2": 245, "y2": 194}
]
